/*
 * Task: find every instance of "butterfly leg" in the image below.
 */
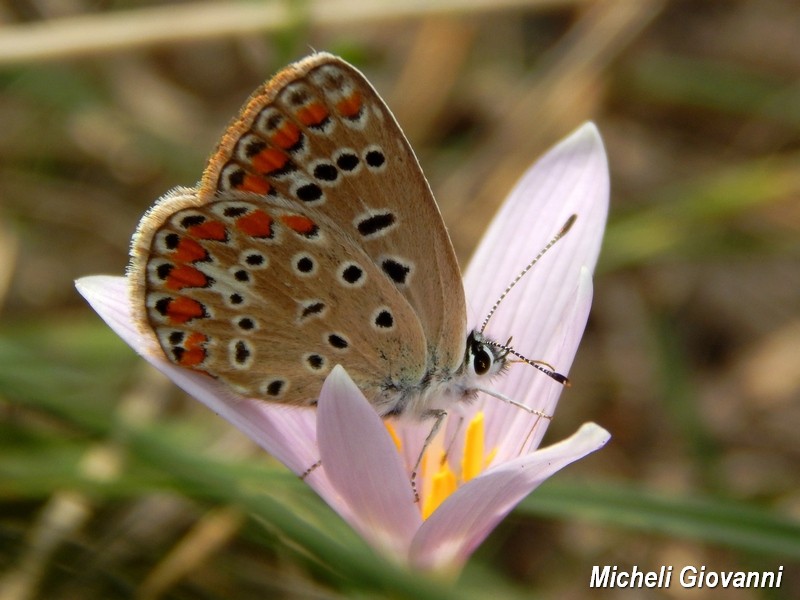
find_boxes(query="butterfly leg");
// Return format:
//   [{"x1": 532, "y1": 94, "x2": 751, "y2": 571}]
[
  {"x1": 410, "y1": 409, "x2": 447, "y2": 504},
  {"x1": 475, "y1": 386, "x2": 553, "y2": 419},
  {"x1": 300, "y1": 459, "x2": 322, "y2": 480}
]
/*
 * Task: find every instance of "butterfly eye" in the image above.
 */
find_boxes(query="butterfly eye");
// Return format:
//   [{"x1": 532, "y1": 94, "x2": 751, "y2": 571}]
[{"x1": 472, "y1": 344, "x2": 493, "y2": 376}]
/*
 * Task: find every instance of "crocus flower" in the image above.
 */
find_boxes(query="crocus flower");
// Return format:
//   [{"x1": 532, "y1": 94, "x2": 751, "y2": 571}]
[{"x1": 76, "y1": 122, "x2": 610, "y2": 574}]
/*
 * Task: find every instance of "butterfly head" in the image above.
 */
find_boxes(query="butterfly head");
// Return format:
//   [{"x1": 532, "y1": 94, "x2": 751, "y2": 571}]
[{"x1": 464, "y1": 330, "x2": 509, "y2": 380}]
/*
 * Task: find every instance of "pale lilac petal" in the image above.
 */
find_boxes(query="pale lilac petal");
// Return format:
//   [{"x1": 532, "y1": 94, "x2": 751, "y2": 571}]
[
  {"x1": 410, "y1": 422, "x2": 610, "y2": 572},
  {"x1": 464, "y1": 122, "x2": 607, "y2": 372},
  {"x1": 393, "y1": 124, "x2": 609, "y2": 475},
  {"x1": 460, "y1": 123, "x2": 609, "y2": 453},
  {"x1": 75, "y1": 276, "x2": 335, "y2": 497},
  {"x1": 464, "y1": 122, "x2": 608, "y2": 326},
  {"x1": 484, "y1": 266, "x2": 594, "y2": 461},
  {"x1": 316, "y1": 365, "x2": 422, "y2": 558},
  {"x1": 390, "y1": 415, "x2": 439, "y2": 482}
]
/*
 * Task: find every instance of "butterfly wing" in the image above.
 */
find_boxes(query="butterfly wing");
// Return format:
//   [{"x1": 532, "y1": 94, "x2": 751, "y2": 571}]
[
  {"x1": 131, "y1": 188, "x2": 429, "y2": 411},
  {"x1": 129, "y1": 53, "x2": 466, "y2": 410},
  {"x1": 203, "y1": 53, "x2": 467, "y2": 374}
]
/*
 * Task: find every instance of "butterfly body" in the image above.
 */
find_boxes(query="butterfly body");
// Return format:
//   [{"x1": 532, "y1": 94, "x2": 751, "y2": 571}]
[{"x1": 129, "y1": 53, "x2": 510, "y2": 419}]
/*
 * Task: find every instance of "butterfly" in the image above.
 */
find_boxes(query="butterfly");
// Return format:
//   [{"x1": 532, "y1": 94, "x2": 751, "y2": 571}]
[{"x1": 128, "y1": 52, "x2": 569, "y2": 430}]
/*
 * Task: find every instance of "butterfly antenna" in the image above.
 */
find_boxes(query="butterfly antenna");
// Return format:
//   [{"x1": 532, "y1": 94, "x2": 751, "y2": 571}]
[
  {"x1": 486, "y1": 340, "x2": 571, "y2": 386},
  {"x1": 480, "y1": 214, "x2": 577, "y2": 334}
]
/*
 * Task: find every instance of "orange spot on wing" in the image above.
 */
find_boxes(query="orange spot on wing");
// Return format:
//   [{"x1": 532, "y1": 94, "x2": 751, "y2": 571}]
[
  {"x1": 179, "y1": 332, "x2": 208, "y2": 367},
  {"x1": 337, "y1": 91, "x2": 362, "y2": 118},
  {"x1": 166, "y1": 265, "x2": 209, "y2": 291},
  {"x1": 173, "y1": 238, "x2": 207, "y2": 263},
  {"x1": 296, "y1": 102, "x2": 329, "y2": 127},
  {"x1": 187, "y1": 220, "x2": 226, "y2": 241},
  {"x1": 251, "y1": 147, "x2": 290, "y2": 174},
  {"x1": 271, "y1": 122, "x2": 301, "y2": 149},
  {"x1": 236, "y1": 210, "x2": 273, "y2": 238},
  {"x1": 166, "y1": 297, "x2": 205, "y2": 324},
  {"x1": 238, "y1": 174, "x2": 272, "y2": 195},
  {"x1": 280, "y1": 214, "x2": 317, "y2": 235}
]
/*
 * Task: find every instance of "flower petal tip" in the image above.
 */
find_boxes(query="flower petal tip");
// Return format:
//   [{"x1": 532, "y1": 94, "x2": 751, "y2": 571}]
[
  {"x1": 571, "y1": 121, "x2": 604, "y2": 147},
  {"x1": 325, "y1": 363, "x2": 349, "y2": 385},
  {"x1": 75, "y1": 274, "x2": 123, "y2": 299},
  {"x1": 319, "y1": 364, "x2": 364, "y2": 406},
  {"x1": 575, "y1": 422, "x2": 612, "y2": 449},
  {"x1": 562, "y1": 122, "x2": 607, "y2": 166},
  {"x1": 575, "y1": 120, "x2": 601, "y2": 138}
]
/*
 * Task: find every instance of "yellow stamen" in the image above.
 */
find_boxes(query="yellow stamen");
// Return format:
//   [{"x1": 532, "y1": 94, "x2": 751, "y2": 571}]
[
  {"x1": 386, "y1": 411, "x2": 497, "y2": 519},
  {"x1": 484, "y1": 446, "x2": 498, "y2": 469},
  {"x1": 384, "y1": 421, "x2": 402, "y2": 452},
  {"x1": 421, "y1": 456, "x2": 456, "y2": 519},
  {"x1": 461, "y1": 412, "x2": 486, "y2": 482}
]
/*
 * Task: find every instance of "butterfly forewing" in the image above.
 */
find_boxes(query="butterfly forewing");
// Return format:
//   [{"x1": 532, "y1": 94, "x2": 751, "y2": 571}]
[
  {"x1": 130, "y1": 53, "x2": 467, "y2": 410},
  {"x1": 202, "y1": 54, "x2": 467, "y2": 374}
]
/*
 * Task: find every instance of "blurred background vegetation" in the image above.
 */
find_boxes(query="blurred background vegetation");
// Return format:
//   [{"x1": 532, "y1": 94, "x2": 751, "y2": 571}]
[{"x1": 1, "y1": 0, "x2": 799, "y2": 598}]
